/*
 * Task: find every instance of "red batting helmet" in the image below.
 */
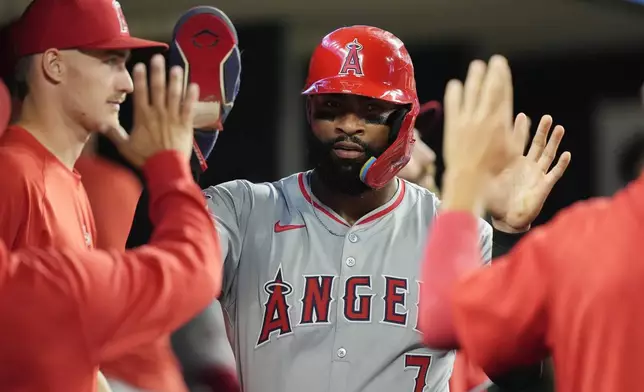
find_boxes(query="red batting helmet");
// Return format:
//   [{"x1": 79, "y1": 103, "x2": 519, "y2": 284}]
[{"x1": 302, "y1": 25, "x2": 420, "y2": 189}]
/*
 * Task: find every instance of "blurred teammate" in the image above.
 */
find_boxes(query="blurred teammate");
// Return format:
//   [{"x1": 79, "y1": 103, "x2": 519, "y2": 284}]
[
  {"x1": 0, "y1": 50, "x2": 226, "y2": 392},
  {"x1": 417, "y1": 57, "x2": 644, "y2": 392},
  {"x1": 1, "y1": 0, "x2": 163, "y2": 389},
  {"x1": 398, "y1": 107, "x2": 550, "y2": 392},
  {"x1": 75, "y1": 135, "x2": 142, "y2": 251},
  {"x1": 184, "y1": 26, "x2": 563, "y2": 392}
]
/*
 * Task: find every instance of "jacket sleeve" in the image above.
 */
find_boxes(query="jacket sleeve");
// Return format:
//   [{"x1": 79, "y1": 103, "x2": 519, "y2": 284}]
[
  {"x1": 419, "y1": 211, "x2": 552, "y2": 376},
  {"x1": 419, "y1": 211, "x2": 482, "y2": 349},
  {"x1": 5, "y1": 150, "x2": 224, "y2": 362}
]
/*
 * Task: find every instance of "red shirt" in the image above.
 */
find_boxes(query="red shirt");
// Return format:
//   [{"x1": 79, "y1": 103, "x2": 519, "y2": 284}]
[
  {"x1": 433, "y1": 174, "x2": 644, "y2": 392},
  {"x1": 75, "y1": 155, "x2": 142, "y2": 251},
  {"x1": 0, "y1": 126, "x2": 96, "y2": 250},
  {"x1": 0, "y1": 150, "x2": 222, "y2": 392}
]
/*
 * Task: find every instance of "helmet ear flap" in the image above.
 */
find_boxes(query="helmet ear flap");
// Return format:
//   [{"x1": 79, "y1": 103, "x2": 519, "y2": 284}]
[{"x1": 386, "y1": 106, "x2": 410, "y2": 144}]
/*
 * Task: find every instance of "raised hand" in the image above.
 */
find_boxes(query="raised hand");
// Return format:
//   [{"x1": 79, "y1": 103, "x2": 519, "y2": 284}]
[
  {"x1": 107, "y1": 54, "x2": 200, "y2": 167},
  {"x1": 440, "y1": 55, "x2": 526, "y2": 213},
  {"x1": 486, "y1": 114, "x2": 571, "y2": 232}
]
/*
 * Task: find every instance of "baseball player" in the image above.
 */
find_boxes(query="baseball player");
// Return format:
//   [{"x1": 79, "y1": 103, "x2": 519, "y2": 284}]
[
  {"x1": 397, "y1": 108, "x2": 553, "y2": 392},
  {"x1": 197, "y1": 26, "x2": 563, "y2": 392},
  {"x1": 416, "y1": 57, "x2": 644, "y2": 392},
  {"x1": 0, "y1": 54, "x2": 227, "y2": 391},
  {"x1": 0, "y1": 2, "x2": 164, "y2": 386},
  {"x1": 0, "y1": 1, "x2": 221, "y2": 390},
  {"x1": 0, "y1": 0, "x2": 166, "y2": 251}
]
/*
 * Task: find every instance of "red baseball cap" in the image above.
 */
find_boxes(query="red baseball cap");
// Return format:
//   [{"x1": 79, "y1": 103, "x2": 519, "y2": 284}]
[
  {"x1": 10, "y1": 0, "x2": 168, "y2": 58},
  {"x1": 0, "y1": 80, "x2": 10, "y2": 135}
]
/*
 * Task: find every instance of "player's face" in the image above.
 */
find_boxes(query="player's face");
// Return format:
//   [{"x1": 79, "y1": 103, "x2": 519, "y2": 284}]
[
  {"x1": 308, "y1": 93, "x2": 400, "y2": 195},
  {"x1": 60, "y1": 49, "x2": 133, "y2": 134}
]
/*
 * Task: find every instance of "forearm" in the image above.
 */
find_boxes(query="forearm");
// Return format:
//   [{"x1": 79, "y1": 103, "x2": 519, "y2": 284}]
[
  {"x1": 419, "y1": 212, "x2": 481, "y2": 349},
  {"x1": 142, "y1": 149, "x2": 224, "y2": 317},
  {"x1": 419, "y1": 170, "x2": 488, "y2": 349},
  {"x1": 86, "y1": 150, "x2": 223, "y2": 359}
]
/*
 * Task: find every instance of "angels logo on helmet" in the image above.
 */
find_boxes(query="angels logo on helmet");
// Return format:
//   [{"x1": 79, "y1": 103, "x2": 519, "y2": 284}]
[{"x1": 339, "y1": 38, "x2": 364, "y2": 76}]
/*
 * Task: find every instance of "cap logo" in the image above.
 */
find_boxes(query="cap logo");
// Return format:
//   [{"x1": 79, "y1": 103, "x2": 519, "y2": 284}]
[
  {"x1": 339, "y1": 38, "x2": 364, "y2": 76},
  {"x1": 112, "y1": 1, "x2": 129, "y2": 34}
]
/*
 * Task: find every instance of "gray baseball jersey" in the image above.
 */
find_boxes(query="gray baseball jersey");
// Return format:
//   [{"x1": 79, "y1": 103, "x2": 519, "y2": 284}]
[{"x1": 203, "y1": 170, "x2": 492, "y2": 392}]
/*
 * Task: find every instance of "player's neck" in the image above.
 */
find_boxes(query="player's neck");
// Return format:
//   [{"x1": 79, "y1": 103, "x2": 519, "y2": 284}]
[
  {"x1": 17, "y1": 97, "x2": 90, "y2": 170},
  {"x1": 310, "y1": 173, "x2": 398, "y2": 225}
]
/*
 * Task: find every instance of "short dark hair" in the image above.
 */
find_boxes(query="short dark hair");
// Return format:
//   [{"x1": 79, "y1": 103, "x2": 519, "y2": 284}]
[{"x1": 617, "y1": 133, "x2": 644, "y2": 184}]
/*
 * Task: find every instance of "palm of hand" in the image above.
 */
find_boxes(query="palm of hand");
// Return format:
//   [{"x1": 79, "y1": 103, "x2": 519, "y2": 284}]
[
  {"x1": 104, "y1": 57, "x2": 200, "y2": 168},
  {"x1": 486, "y1": 114, "x2": 571, "y2": 231},
  {"x1": 487, "y1": 157, "x2": 549, "y2": 229}
]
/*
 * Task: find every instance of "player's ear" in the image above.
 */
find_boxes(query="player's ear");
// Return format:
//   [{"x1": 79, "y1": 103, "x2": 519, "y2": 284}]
[{"x1": 40, "y1": 49, "x2": 64, "y2": 84}]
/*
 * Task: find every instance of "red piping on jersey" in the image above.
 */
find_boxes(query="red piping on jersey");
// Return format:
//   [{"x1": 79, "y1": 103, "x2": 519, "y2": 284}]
[
  {"x1": 298, "y1": 173, "x2": 349, "y2": 227},
  {"x1": 357, "y1": 180, "x2": 405, "y2": 225},
  {"x1": 297, "y1": 173, "x2": 406, "y2": 226}
]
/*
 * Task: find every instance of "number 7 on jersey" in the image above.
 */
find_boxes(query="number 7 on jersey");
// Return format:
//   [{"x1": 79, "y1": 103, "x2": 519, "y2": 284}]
[{"x1": 405, "y1": 354, "x2": 432, "y2": 392}]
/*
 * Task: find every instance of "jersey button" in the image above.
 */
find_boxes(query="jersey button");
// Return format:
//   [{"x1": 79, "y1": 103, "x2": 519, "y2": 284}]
[
  {"x1": 337, "y1": 348, "x2": 347, "y2": 358},
  {"x1": 348, "y1": 233, "x2": 359, "y2": 243},
  {"x1": 346, "y1": 257, "x2": 355, "y2": 267}
]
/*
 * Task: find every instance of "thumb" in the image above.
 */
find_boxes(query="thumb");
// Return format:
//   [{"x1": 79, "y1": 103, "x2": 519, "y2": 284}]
[
  {"x1": 103, "y1": 125, "x2": 144, "y2": 167},
  {"x1": 104, "y1": 124, "x2": 130, "y2": 146}
]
